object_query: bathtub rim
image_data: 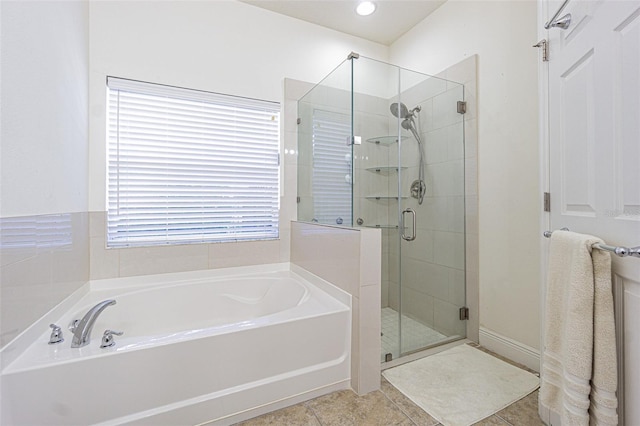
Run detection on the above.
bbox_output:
[1,262,351,373]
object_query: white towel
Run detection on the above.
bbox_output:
[540,230,618,425]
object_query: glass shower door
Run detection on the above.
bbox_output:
[397,69,467,356]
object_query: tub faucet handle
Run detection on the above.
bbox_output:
[100,330,124,348]
[48,324,64,344]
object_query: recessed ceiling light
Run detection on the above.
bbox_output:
[356,1,376,16]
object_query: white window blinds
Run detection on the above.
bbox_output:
[107,77,280,247]
[312,109,352,226]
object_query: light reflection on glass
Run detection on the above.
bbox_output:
[0,213,73,249]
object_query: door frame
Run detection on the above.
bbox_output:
[537,0,551,378]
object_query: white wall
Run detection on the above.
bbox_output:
[88,0,388,212]
[87,0,389,279]
[1,0,89,218]
[390,1,541,352]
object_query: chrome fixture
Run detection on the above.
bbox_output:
[544,229,640,258]
[390,102,426,204]
[100,329,124,348]
[533,39,549,62]
[410,180,426,200]
[548,13,571,30]
[68,319,80,332]
[71,299,117,348]
[401,208,416,241]
[48,324,64,344]
[544,0,572,30]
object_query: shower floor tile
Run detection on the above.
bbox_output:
[381,307,447,362]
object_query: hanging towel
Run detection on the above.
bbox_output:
[540,230,618,426]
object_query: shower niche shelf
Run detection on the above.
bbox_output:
[365,166,407,175]
[366,135,407,145]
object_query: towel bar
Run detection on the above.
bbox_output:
[544,229,640,258]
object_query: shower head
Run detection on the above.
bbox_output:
[401,118,412,130]
[390,102,410,119]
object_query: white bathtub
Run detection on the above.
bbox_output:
[0,263,351,425]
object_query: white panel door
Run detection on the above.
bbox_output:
[547,0,640,424]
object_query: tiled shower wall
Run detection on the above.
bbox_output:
[386,77,467,338]
[355,57,478,340]
[389,57,477,340]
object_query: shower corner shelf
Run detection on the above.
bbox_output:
[365,166,407,175]
[366,135,407,146]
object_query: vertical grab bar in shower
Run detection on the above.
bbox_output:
[402,208,416,241]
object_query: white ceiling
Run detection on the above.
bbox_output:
[238,0,447,46]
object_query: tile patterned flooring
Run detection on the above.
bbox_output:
[236,344,543,426]
[381,308,448,361]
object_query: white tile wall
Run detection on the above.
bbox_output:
[389,56,478,340]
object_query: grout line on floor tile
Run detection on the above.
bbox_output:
[303,400,324,426]
[379,387,417,426]
[495,414,514,426]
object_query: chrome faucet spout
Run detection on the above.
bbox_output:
[71,299,116,348]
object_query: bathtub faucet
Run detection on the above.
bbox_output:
[71,299,117,348]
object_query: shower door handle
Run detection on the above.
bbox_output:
[401,208,416,241]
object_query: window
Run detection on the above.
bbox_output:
[107,77,280,247]
[312,109,352,226]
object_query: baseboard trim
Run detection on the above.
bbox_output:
[479,327,540,373]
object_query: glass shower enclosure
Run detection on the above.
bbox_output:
[297,54,466,362]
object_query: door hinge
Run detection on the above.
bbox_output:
[346,135,362,146]
[544,192,551,212]
[296,196,301,204]
[459,307,469,321]
[296,118,301,125]
[457,101,467,114]
[533,39,549,62]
